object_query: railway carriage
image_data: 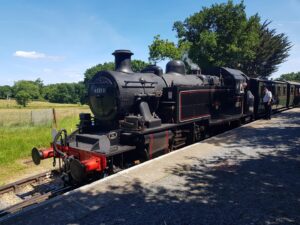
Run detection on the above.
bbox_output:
[287,81,300,107]
[249,79,289,117]
[294,83,300,106]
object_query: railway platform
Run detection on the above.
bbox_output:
[1,108,300,225]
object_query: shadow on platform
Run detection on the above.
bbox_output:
[68,110,300,224]
[45,136,300,224]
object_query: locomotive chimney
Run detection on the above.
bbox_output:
[112,50,134,73]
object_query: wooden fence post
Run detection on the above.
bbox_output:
[52,108,57,129]
[31,110,33,125]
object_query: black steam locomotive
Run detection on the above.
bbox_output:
[32,50,300,183]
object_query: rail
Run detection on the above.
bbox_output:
[0,170,72,219]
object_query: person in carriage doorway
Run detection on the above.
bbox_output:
[263,86,272,120]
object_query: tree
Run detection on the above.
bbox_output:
[1,79,85,105]
[13,80,41,100]
[43,83,76,104]
[13,80,41,107]
[42,82,86,104]
[84,60,149,84]
[75,82,86,104]
[0,85,12,99]
[148,35,189,63]
[245,21,292,78]
[34,78,44,93]
[15,90,31,107]
[84,62,115,84]
[149,1,291,78]
[276,72,300,82]
[131,60,150,73]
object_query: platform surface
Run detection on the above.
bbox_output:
[1,108,300,225]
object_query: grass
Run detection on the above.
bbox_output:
[0,99,87,109]
[0,108,90,126]
[0,103,91,184]
[0,115,84,166]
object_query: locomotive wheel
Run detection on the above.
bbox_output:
[141,148,150,162]
[231,119,241,128]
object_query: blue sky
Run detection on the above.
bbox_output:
[0,0,299,85]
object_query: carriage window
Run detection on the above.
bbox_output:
[235,81,244,94]
[277,87,281,96]
[240,82,244,93]
[291,88,294,94]
[283,87,286,95]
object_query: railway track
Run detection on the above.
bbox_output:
[0,170,72,218]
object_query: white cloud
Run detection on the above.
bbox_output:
[14,51,46,59]
[13,50,64,61]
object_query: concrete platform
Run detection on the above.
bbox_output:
[1,108,300,225]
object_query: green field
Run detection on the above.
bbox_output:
[0,115,84,165]
[0,101,91,184]
[0,99,84,109]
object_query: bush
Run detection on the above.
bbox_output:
[15,90,31,107]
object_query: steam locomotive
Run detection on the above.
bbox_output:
[31,50,300,184]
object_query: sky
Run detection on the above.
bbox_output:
[0,0,300,85]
